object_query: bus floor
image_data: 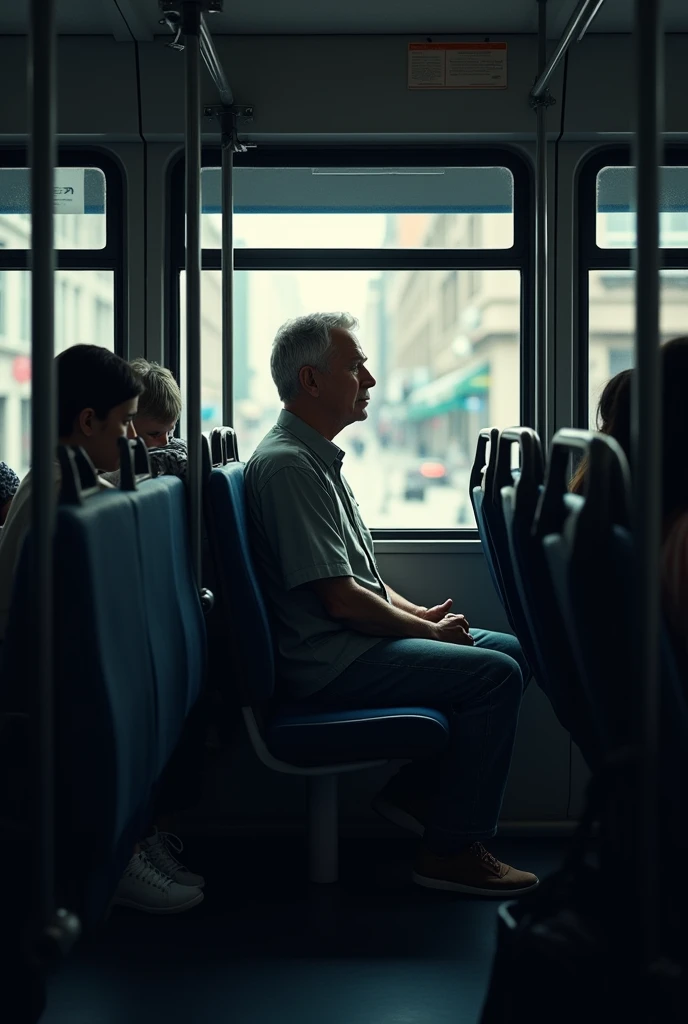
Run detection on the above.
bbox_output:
[42,836,565,1024]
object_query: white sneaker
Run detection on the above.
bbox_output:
[114,852,204,914]
[139,828,205,888]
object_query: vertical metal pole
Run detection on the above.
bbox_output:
[29,0,57,933]
[632,0,663,971]
[221,125,234,427]
[534,0,549,442]
[308,775,339,884]
[183,1,202,583]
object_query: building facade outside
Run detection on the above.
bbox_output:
[2,206,685,520]
[0,212,114,477]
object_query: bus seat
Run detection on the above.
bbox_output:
[200,431,243,749]
[210,425,239,464]
[539,430,632,764]
[484,427,546,687]
[658,630,688,945]
[496,428,592,753]
[205,461,450,884]
[499,450,597,770]
[469,428,513,625]
[262,704,450,767]
[0,484,158,928]
[202,432,212,480]
[122,474,206,773]
[541,432,688,936]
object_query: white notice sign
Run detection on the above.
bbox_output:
[408,43,507,90]
[54,167,85,214]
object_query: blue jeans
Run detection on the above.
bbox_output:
[312,630,527,855]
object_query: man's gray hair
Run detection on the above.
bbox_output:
[270,312,359,403]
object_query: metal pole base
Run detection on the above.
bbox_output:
[25,907,81,969]
[308,775,339,884]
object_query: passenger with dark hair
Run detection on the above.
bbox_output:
[0,463,20,527]
[602,338,688,667]
[657,338,688,665]
[0,345,141,642]
[0,344,204,914]
[570,367,631,495]
[55,343,144,448]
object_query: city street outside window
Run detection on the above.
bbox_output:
[0,160,117,477]
[587,160,688,423]
[176,155,528,532]
[0,269,115,475]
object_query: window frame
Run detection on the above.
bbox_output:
[576,145,688,428]
[169,145,534,539]
[0,147,126,356]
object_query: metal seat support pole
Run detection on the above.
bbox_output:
[632,0,663,979]
[160,2,250,438]
[630,0,663,978]
[29,0,57,943]
[308,775,339,884]
[27,0,81,963]
[183,0,203,584]
[221,116,234,427]
[532,0,553,442]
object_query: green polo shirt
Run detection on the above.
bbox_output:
[244,409,388,699]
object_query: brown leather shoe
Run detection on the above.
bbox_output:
[412,842,539,896]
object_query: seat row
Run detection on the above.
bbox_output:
[0,441,205,928]
[472,424,688,964]
[14,417,683,927]
[470,423,687,792]
[0,426,456,937]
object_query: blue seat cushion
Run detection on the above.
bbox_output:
[265,704,450,767]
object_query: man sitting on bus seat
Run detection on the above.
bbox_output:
[245,313,539,897]
[103,359,188,486]
[0,462,20,527]
[0,344,204,915]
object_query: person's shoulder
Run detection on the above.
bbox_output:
[12,468,33,498]
[662,510,688,606]
[664,510,688,558]
[247,426,305,471]
[147,438,188,480]
[246,430,322,493]
[166,437,188,456]
[3,466,44,514]
[0,468,40,545]
[0,462,20,505]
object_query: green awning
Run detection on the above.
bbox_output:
[407,362,490,422]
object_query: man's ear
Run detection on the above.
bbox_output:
[298,365,320,398]
[77,407,97,436]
